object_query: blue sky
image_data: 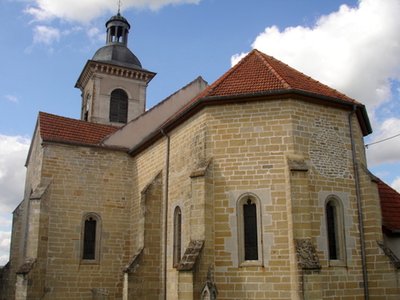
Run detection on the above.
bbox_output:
[0,0,399,264]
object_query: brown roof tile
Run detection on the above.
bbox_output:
[377,179,400,232]
[204,49,358,104]
[39,112,119,146]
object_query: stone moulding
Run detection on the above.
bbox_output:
[288,158,309,172]
[123,247,144,273]
[76,60,155,90]
[377,241,400,269]
[30,179,51,200]
[16,258,36,275]
[295,239,321,272]
[177,240,204,271]
[190,159,212,178]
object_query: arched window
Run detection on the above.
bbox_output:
[237,195,262,265]
[173,206,182,267]
[109,89,128,123]
[82,213,101,262]
[325,197,345,261]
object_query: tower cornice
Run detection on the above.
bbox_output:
[75,60,156,90]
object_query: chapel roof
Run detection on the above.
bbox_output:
[38,112,119,147]
[377,179,400,233]
[157,49,371,137]
[201,49,359,103]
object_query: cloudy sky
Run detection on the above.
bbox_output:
[0,0,399,265]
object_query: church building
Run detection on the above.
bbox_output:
[1,12,400,300]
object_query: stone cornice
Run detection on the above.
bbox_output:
[75,60,156,90]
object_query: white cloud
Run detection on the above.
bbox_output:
[0,134,29,265]
[87,26,104,43]
[232,0,400,111]
[25,0,201,23]
[3,94,19,103]
[392,177,400,193]
[33,25,60,45]
[0,231,11,266]
[366,118,400,166]
[0,135,30,212]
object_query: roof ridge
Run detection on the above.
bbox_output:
[39,111,118,130]
[204,50,258,96]
[253,49,292,89]
[255,50,355,102]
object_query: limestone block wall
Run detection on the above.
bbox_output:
[128,172,163,299]
[201,98,400,299]
[0,205,23,300]
[37,143,134,299]
[82,73,147,125]
[206,101,299,299]
[288,100,399,299]
[166,111,212,299]
[128,139,166,298]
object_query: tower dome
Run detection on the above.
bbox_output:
[92,13,142,69]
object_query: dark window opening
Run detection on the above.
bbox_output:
[83,217,96,260]
[326,201,338,260]
[173,207,182,267]
[243,199,258,260]
[109,89,128,123]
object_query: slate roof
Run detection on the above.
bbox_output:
[377,179,400,233]
[39,112,119,147]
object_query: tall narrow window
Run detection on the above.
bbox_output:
[109,89,128,123]
[82,213,101,262]
[237,195,262,265]
[243,199,258,260]
[325,198,345,262]
[173,206,182,267]
[83,217,96,259]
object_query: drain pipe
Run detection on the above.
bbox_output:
[161,129,170,300]
[348,106,369,299]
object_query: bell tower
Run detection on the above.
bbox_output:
[75,12,155,126]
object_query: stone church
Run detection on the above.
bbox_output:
[1,12,400,300]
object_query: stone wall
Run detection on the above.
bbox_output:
[38,143,134,299]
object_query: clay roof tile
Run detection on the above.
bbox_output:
[377,179,400,232]
[39,112,119,146]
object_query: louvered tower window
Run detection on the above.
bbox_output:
[109,89,128,123]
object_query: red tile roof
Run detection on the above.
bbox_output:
[39,112,119,146]
[203,49,358,104]
[377,179,400,232]
[157,49,370,142]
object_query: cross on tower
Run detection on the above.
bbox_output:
[118,0,122,14]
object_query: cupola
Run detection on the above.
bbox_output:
[75,12,155,126]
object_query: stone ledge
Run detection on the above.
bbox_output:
[190,159,212,178]
[377,241,400,269]
[177,240,204,271]
[16,258,36,275]
[288,158,309,172]
[123,247,144,273]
